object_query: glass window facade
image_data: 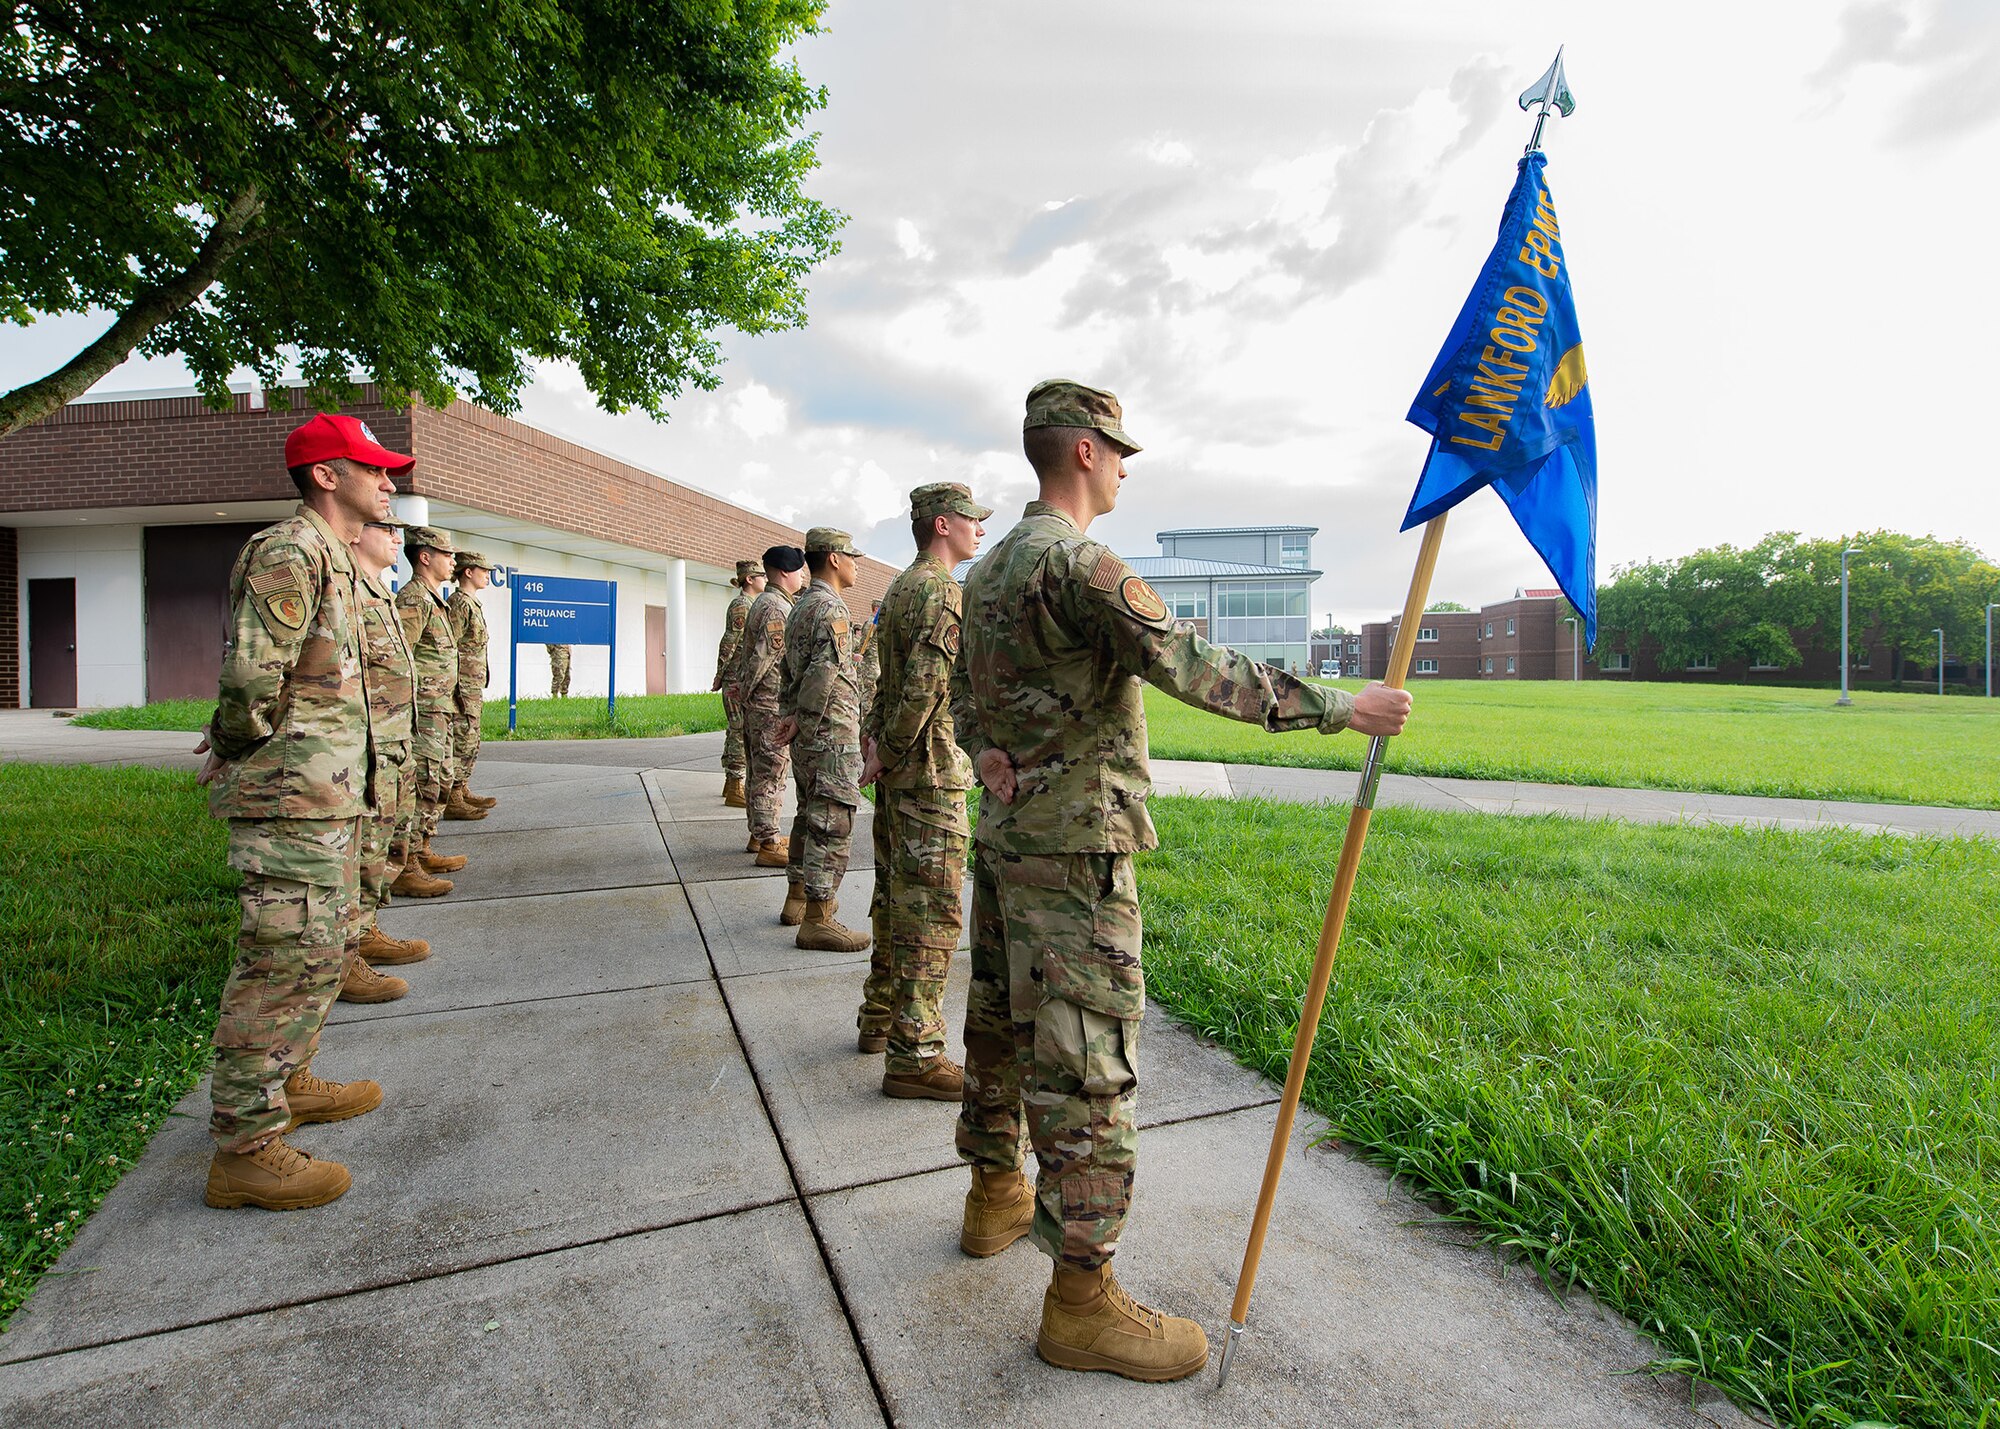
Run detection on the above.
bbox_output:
[1212,580,1309,648]
[1280,534,1309,571]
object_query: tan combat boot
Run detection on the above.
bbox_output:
[283,1069,384,1130]
[358,924,431,966]
[338,955,409,1004]
[753,837,791,868]
[780,880,808,926]
[442,784,489,821]
[723,775,747,808]
[205,1136,352,1210]
[797,899,869,952]
[856,1026,888,1054]
[464,788,498,809]
[391,865,453,898]
[882,1053,963,1101]
[420,843,468,873]
[961,1164,1035,1257]
[1037,1264,1209,1382]
[745,833,762,854]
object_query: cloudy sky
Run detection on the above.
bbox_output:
[6,0,1997,627]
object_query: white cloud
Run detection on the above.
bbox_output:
[1143,137,1197,167]
[894,218,932,261]
[726,383,787,440]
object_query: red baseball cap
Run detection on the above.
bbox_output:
[283,413,415,474]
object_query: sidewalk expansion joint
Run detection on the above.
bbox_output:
[674,852,896,1422]
[0,1193,800,1371]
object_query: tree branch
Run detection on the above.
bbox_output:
[0,188,265,439]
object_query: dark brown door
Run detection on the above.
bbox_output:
[644,604,667,695]
[144,523,266,701]
[28,578,78,707]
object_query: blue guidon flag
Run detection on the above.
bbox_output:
[1403,149,1597,645]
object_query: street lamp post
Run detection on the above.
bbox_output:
[1934,627,1945,697]
[1562,615,1579,681]
[1838,546,1861,706]
[1987,603,1998,698]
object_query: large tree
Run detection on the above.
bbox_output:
[0,0,842,436]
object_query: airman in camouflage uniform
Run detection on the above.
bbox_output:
[776,529,870,952]
[857,484,991,1104]
[546,643,572,697]
[713,558,765,807]
[956,380,1413,1381]
[728,544,806,860]
[393,527,468,891]
[340,519,429,1004]
[853,599,882,728]
[197,412,406,1212]
[444,551,498,817]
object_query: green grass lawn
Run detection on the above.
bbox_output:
[1140,794,2000,1429]
[1145,679,2000,809]
[0,763,238,1328]
[73,693,728,742]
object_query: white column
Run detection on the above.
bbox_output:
[664,558,688,693]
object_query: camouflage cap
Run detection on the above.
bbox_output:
[455,549,495,571]
[404,525,456,556]
[804,527,862,557]
[734,558,765,584]
[1022,378,1140,455]
[910,481,994,522]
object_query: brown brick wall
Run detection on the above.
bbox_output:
[0,387,893,608]
[0,526,17,706]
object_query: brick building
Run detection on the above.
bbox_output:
[1357,587,1923,684]
[1,386,894,708]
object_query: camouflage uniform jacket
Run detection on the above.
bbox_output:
[730,586,795,712]
[394,580,458,762]
[446,586,489,711]
[778,578,863,801]
[207,504,376,821]
[357,568,416,766]
[961,500,1356,854]
[715,589,753,685]
[865,554,972,792]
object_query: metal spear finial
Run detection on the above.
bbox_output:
[1520,47,1576,154]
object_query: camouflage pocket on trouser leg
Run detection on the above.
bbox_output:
[209,873,352,1151]
[955,849,1027,1173]
[1030,999,1139,1267]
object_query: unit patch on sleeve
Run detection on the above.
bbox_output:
[767,619,787,656]
[1119,575,1168,624]
[247,566,308,635]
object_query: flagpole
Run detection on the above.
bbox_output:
[1218,511,1448,1386]
[1524,45,1565,154]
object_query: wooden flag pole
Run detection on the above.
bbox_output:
[1218,511,1449,1385]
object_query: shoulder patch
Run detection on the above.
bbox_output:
[830,617,849,649]
[767,617,786,656]
[940,621,961,659]
[728,605,747,630]
[1088,549,1124,593]
[256,587,309,636]
[1120,575,1169,624]
[247,566,299,597]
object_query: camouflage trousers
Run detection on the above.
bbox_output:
[956,846,1143,1269]
[720,688,746,778]
[451,700,482,786]
[862,787,967,1073]
[548,645,571,698]
[210,817,361,1152]
[356,756,411,937]
[741,699,792,844]
[411,749,453,844]
[785,743,861,902]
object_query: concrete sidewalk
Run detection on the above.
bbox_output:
[0,739,1766,1426]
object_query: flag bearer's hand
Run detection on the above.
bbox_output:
[1349,683,1412,737]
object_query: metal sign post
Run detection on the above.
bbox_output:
[510,573,618,733]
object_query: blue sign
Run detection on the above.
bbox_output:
[509,573,619,730]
